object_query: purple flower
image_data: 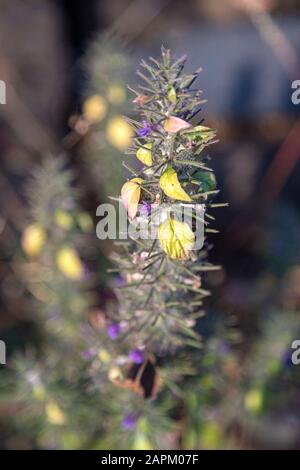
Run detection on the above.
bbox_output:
[83,265,91,281]
[138,201,151,218]
[218,341,230,355]
[122,414,136,430]
[128,348,144,364]
[115,274,125,288]
[107,323,121,340]
[81,348,97,360]
[282,349,294,368]
[137,121,153,137]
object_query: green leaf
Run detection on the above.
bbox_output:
[192,171,217,192]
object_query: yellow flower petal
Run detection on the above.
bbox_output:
[21,223,46,257]
[106,116,132,151]
[98,349,111,364]
[167,86,177,104]
[121,177,143,220]
[201,422,223,450]
[83,95,107,123]
[56,246,84,280]
[132,433,153,451]
[164,116,192,133]
[158,219,195,260]
[77,212,93,232]
[107,84,126,105]
[108,366,122,381]
[136,143,153,166]
[32,385,46,401]
[159,166,192,201]
[244,388,264,414]
[46,401,66,425]
[54,209,74,230]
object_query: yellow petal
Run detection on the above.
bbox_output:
[158,219,195,260]
[159,166,192,201]
[121,177,143,220]
[46,401,66,425]
[107,84,126,105]
[77,212,93,232]
[21,223,46,257]
[83,95,107,123]
[32,385,46,401]
[54,209,74,230]
[56,246,84,280]
[244,388,264,414]
[164,116,192,133]
[201,422,223,450]
[106,116,132,151]
[108,366,122,381]
[98,349,111,364]
[167,86,177,104]
[132,433,153,451]
[136,143,153,166]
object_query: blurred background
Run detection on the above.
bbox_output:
[1,0,300,450]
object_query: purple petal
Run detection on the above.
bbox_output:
[83,265,91,281]
[218,341,230,355]
[122,414,136,430]
[139,201,151,218]
[115,274,125,287]
[137,121,153,137]
[81,348,97,359]
[107,323,121,340]
[128,348,144,364]
[282,349,294,368]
